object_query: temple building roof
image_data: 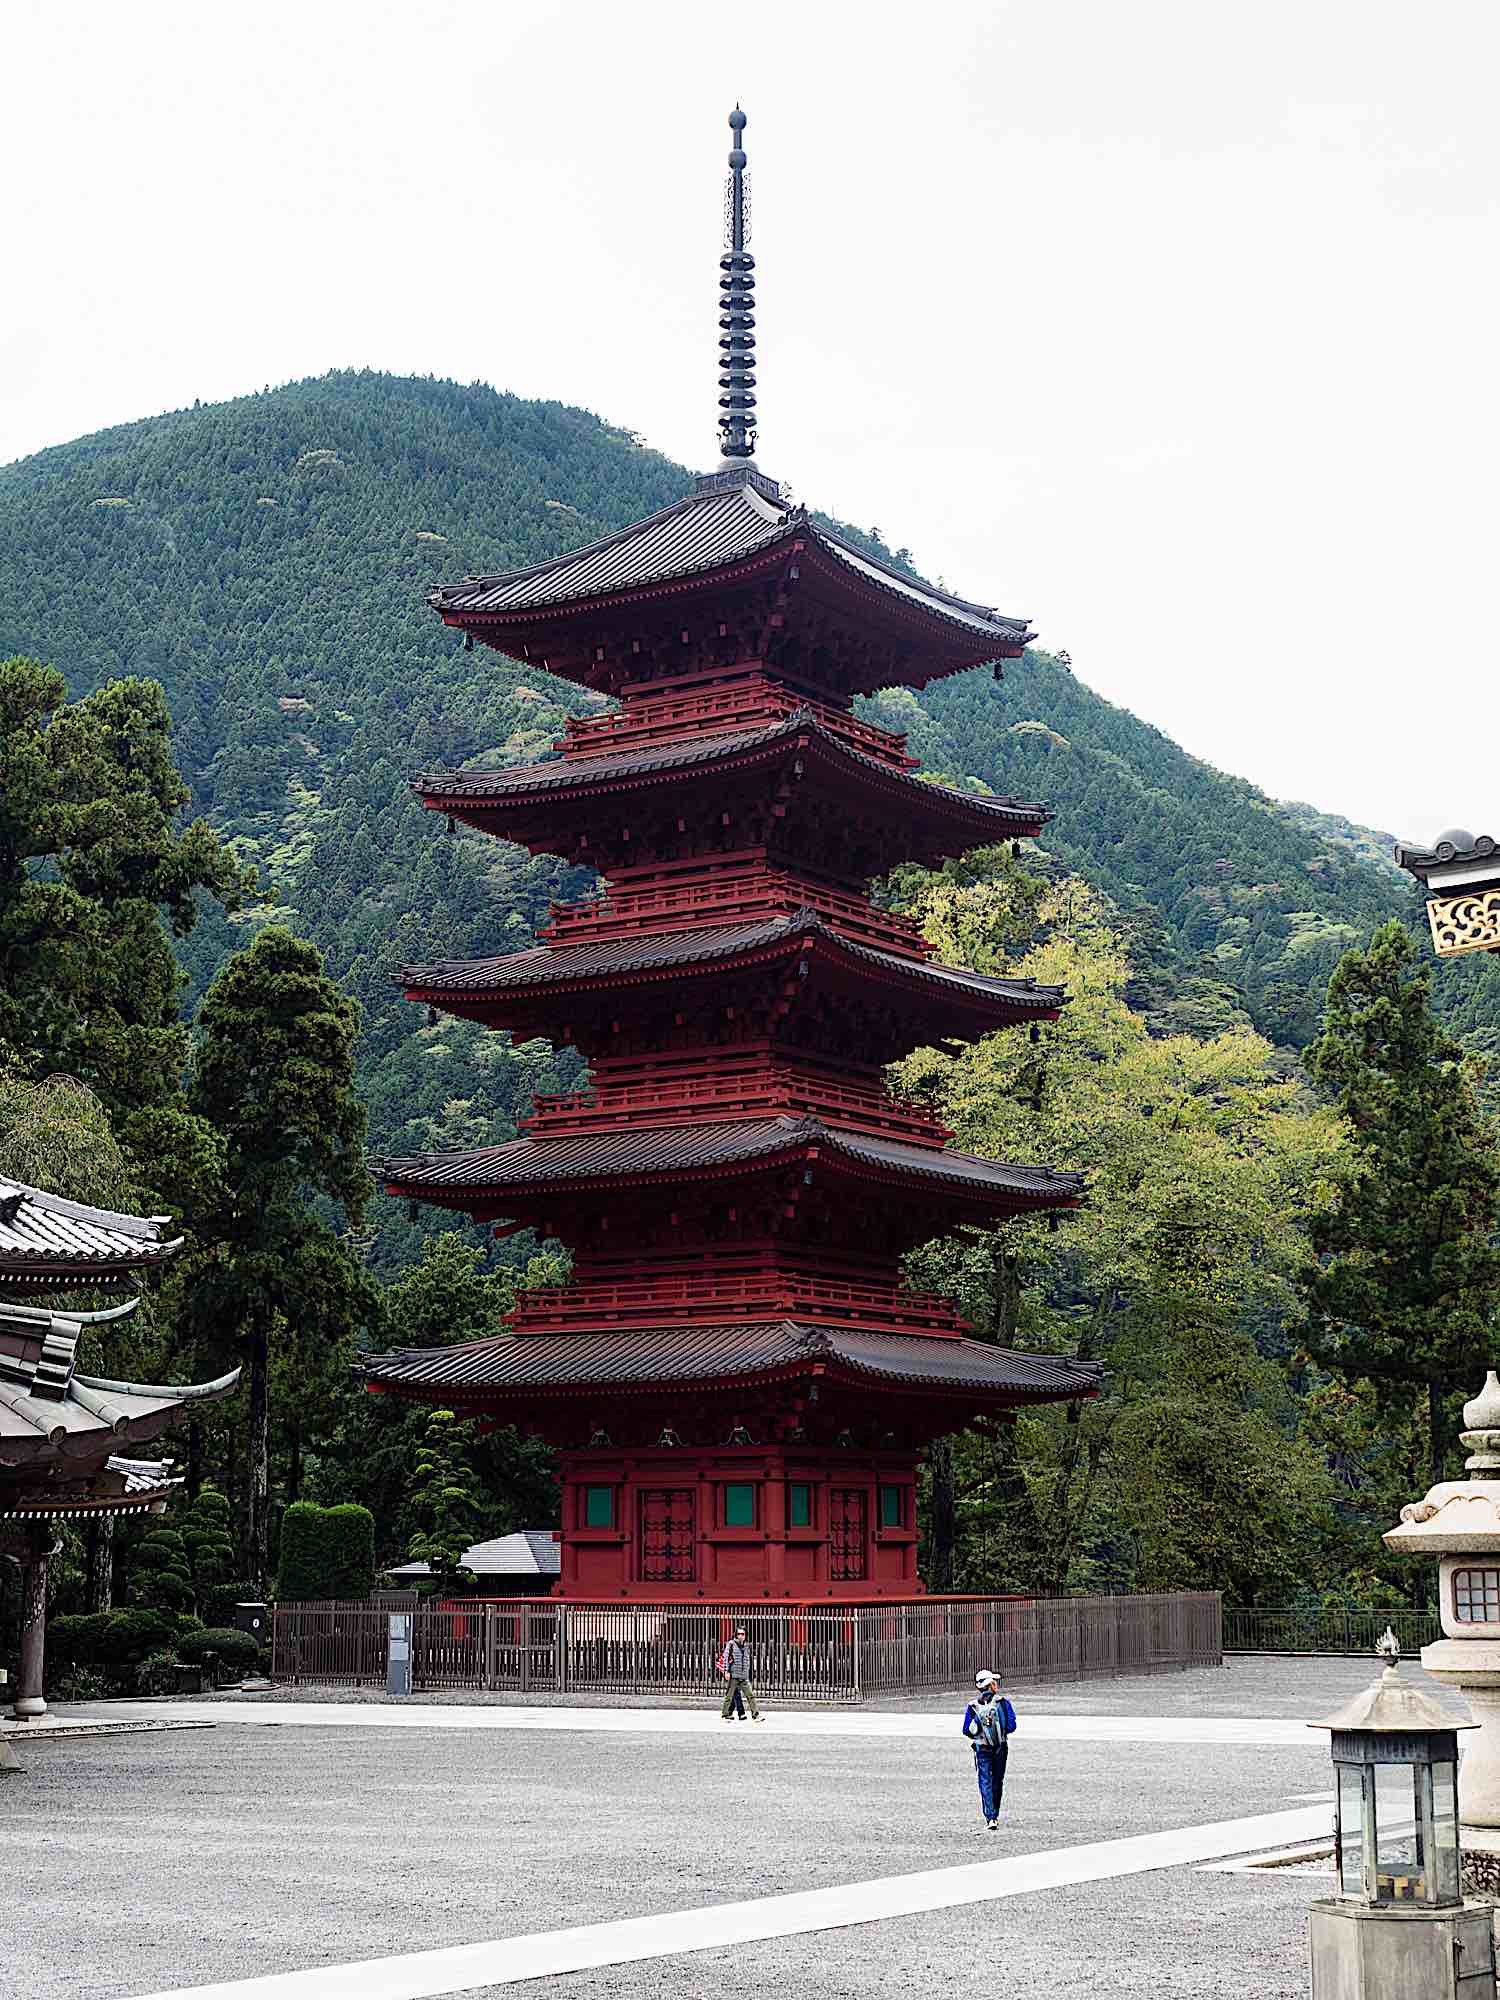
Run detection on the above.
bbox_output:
[0,1293,239,1485]
[0,1175,184,1292]
[384,1114,1083,1210]
[363,1319,1102,1405]
[430,476,1032,688]
[403,910,1063,1034]
[385,1527,561,1582]
[2,1454,184,1521]
[414,709,1047,857]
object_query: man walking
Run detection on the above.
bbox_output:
[718,1625,762,1723]
[962,1669,1015,1830]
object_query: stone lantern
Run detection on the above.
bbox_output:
[1386,1372,1500,1887]
[1308,1631,1494,1998]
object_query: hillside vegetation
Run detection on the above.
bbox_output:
[4,368,1495,1266]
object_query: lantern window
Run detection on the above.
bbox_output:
[1452,1565,1500,1623]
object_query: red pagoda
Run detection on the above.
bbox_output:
[364,111,1098,1599]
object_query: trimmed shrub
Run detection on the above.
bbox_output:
[49,1608,175,1679]
[178,1487,236,1609]
[135,1650,180,1697]
[95,1609,176,1667]
[199,1578,260,1626]
[47,1612,112,1671]
[131,1528,195,1617]
[177,1626,258,1676]
[52,1666,108,1701]
[274,1502,375,1602]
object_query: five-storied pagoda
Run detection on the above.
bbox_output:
[364,111,1100,1599]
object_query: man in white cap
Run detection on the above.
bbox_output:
[961,1670,1015,1831]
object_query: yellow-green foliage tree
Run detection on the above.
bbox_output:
[891,860,1347,1601]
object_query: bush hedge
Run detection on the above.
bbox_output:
[176,1626,258,1674]
[274,1501,375,1602]
[48,1608,177,1673]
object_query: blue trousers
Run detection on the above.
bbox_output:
[973,1742,1008,1820]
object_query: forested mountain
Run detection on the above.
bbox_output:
[4,369,1496,1269]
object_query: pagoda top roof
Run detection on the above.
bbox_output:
[0,1293,239,1490]
[416,708,1047,836]
[363,1318,1101,1405]
[403,909,1063,1017]
[384,1114,1083,1207]
[430,473,1032,679]
[0,1174,183,1290]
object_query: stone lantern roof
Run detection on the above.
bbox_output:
[1384,1373,1500,1557]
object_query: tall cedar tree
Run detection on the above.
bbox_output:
[1304,920,1500,1487]
[0,660,252,1207]
[184,926,377,1587]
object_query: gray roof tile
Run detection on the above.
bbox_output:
[403,910,1064,1018]
[0,1175,183,1287]
[431,478,1030,647]
[363,1319,1100,1401]
[383,1114,1083,1203]
[415,710,1048,837]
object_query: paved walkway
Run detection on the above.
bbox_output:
[123,1803,1332,2000]
[78,1696,1318,1746]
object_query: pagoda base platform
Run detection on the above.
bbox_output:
[553,1441,921,1600]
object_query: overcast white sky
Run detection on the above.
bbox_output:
[7,1,1495,843]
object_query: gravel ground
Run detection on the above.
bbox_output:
[0,1672,1344,2000]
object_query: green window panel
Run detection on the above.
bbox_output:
[788,1482,812,1528]
[584,1484,615,1528]
[879,1484,903,1528]
[724,1482,756,1527]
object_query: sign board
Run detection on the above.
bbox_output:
[387,1612,412,1698]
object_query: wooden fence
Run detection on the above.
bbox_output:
[272,1591,1222,1701]
[1223,1605,1440,1657]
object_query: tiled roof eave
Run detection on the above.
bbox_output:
[412,713,1050,835]
[434,535,800,629]
[798,538,1032,651]
[400,915,1065,1018]
[382,1122,1084,1208]
[360,1322,1100,1404]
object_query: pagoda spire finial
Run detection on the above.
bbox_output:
[717,105,757,464]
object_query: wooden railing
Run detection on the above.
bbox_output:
[508,1270,967,1336]
[271,1593,1222,1701]
[557,673,915,770]
[541,866,929,958]
[524,1066,947,1142]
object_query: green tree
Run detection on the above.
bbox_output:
[313,1233,558,1563]
[1302,919,1500,1489]
[0,660,252,1207]
[179,926,378,1588]
[895,874,1343,1596]
[405,1409,484,1583]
